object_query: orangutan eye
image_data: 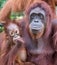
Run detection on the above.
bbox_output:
[15,30,19,34]
[38,13,44,19]
[9,31,14,36]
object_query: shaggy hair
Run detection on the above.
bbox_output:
[0,0,55,22]
[25,1,53,38]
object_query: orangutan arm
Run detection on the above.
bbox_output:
[0,0,37,23]
[0,0,24,22]
[0,0,29,22]
[52,18,57,65]
[0,0,12,22]
[52,19,57,51]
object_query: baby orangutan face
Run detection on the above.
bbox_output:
[7,23,21,41]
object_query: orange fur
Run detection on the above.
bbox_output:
[0,20,27,65]
[0,0,55,22]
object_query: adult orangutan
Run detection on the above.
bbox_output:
[17,1,57,65]
[0,0,55,22]
[0,1,57,65]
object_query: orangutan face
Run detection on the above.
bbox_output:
[7,23,21,40]
[29,7,46,38]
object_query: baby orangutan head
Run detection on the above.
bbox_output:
[4,20,22,42]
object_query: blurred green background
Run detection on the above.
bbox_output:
[0,0,6,32]
[0,0,24,33]
[0,0,6,8]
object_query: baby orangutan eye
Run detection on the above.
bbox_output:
[9,31,14,36]
[15,30,19,34]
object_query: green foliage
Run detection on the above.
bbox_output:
[0,0,6,8]
[0,27,4,32]
[0,26,4,32]
[10,12,24,20]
